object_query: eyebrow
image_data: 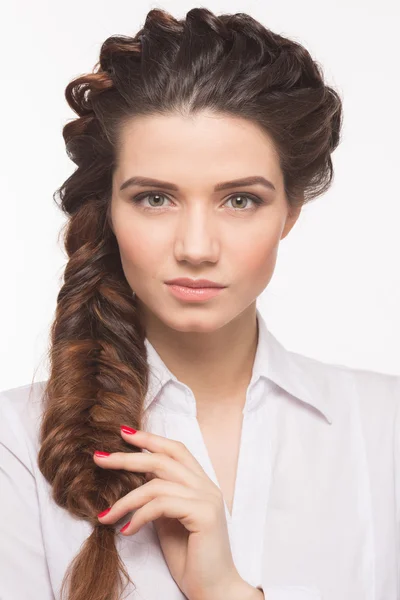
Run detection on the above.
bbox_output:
[119,175,276,193]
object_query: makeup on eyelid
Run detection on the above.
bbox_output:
[128,191,267,211]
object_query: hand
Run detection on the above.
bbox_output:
[93,425,247,600]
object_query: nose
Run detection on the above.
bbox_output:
[174,206,219,265]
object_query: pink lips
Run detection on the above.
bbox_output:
[165,283,225,303]
[164,278,226,289]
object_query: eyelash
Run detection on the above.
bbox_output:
[129,191,266,212]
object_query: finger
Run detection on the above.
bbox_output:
[97,479,196,524]
[120,496,217,536]
[119,426,206,476]
[93,450,201,489]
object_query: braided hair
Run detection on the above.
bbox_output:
[37,7,342,600]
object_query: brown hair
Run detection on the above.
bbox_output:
[37,7,343,600]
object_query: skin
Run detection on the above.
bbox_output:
[109,110,302,416]
[102,110,303,598]
[95,427,265,600]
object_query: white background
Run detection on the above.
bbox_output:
[1,0,399,392]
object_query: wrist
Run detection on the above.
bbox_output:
[222,576,265,600]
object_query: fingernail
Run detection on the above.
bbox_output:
[120,522,130,533]
[120,425,137,435]
[97,507,112,518]
[94,451,111,457]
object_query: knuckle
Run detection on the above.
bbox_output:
[175,440,187,452]
[155,453,168,470]
[146,477,161,491]
[153,495,166,509]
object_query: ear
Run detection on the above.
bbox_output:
[281,202,302,240]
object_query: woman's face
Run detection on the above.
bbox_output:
[110,111,301,333]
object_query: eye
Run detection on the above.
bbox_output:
[129,191,266,211]
[225,194,265,210]
[130,192,168,209]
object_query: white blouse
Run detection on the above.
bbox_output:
[1,307,399,600]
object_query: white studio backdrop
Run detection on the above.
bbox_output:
[0,0,399,392]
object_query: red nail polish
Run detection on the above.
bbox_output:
[94,451,110,457]
[120,522,130,533]
[121,425,137,435]
[97,507,112,518]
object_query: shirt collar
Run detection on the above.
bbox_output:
[143,308,333,424]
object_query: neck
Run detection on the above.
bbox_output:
[140,303,259,413]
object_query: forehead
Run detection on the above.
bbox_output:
[115,111,283,188]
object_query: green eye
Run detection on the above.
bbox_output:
[226,194,264,209]
[130,191,266,211]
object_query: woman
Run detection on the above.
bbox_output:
[1,6,399,600]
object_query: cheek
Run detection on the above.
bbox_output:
[119,236,147,261]
[117,216,158,253]
[236,231,279,272]
[115,225,163,280]
[233,232,280,292]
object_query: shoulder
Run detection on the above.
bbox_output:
[306,351,398,392]
[0,380,48,473]
[289,349,400,424]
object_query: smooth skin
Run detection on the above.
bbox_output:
[103,110,302,599]
[94,427,264,600]
[109,110,301,414]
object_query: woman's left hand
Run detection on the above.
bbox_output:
[93,426,256,600]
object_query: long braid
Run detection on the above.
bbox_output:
[38,204,149,600]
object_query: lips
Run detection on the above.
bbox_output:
[165,278,226,288]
